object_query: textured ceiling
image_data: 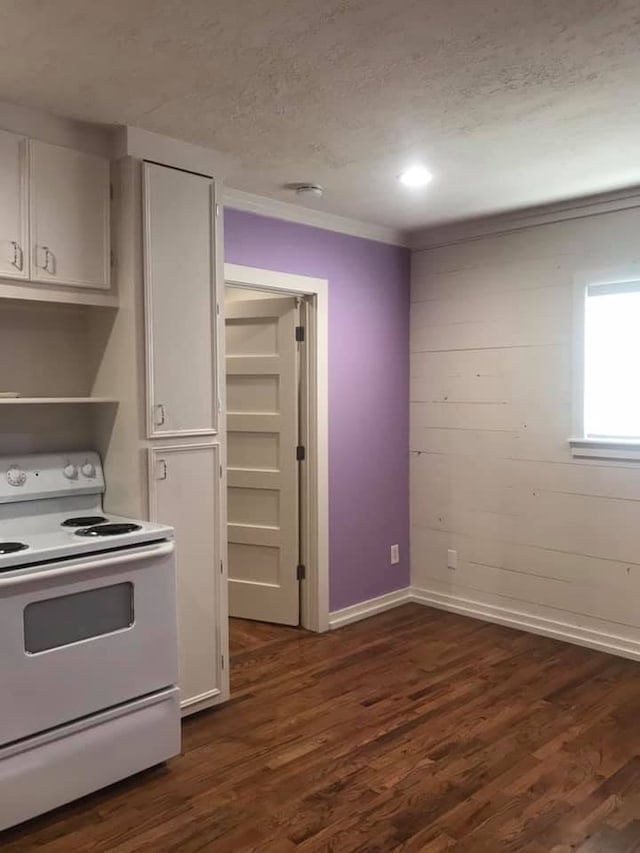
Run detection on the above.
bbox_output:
[1,0,640,231]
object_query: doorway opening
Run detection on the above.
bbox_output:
[222,264,329,656]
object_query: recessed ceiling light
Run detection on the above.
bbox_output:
[399,165,433,188]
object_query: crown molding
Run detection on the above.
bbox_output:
[223,187,408,247]
[409,184,640,251]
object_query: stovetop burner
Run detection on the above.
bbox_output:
[0,541,29,555]
[75,523,143,537]
[62,516,109,528]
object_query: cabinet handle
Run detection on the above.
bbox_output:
[37,245,55,275]
[10,241,23,271]
[156,459,168,481]
[154,403,166,426]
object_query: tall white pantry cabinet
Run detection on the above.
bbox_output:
[102,156,229,715]
[143,161,228,714]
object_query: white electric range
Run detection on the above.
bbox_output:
[0,451,181,832]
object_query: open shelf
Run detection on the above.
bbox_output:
[0,280,118,309]
[0,397,118,405]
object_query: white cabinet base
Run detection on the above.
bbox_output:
[148,444,228,711]
[180,686,224,717]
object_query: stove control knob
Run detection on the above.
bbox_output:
[81,461,96,478]
[63,463,78,480]
[7,465,26,487]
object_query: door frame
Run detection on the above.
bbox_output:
[223,263,329,633]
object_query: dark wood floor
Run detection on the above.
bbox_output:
[4,604,640,851]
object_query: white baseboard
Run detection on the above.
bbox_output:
[410,586,640,662]
[328,584,640,662]
[329,588,412,630]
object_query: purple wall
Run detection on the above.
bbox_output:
[224,209,410,612]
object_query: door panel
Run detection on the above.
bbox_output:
[225,297,299,626]
[225,317,278,355]
[149,444,221,711]
[228,487,280,526]
[0,129,28,280]
[226,373,279,412]
[228,543,280,584]
[227,432,279,469]
[143,162,217,437]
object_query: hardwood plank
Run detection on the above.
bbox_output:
[2,605,640,851]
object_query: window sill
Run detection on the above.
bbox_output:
[570,438,640,461]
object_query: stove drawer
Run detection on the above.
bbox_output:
[0,687,180,831]
[0,541,178,745]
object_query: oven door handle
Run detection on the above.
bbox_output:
[0,540,175,588]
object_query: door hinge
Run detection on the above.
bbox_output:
[220,560,224,574]
[110,249,115,267]
[296,564,306,581]
[295,325,305,343]
[221,654,225,670]
[296,445,305,462]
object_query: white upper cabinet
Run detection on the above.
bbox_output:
[0,130,28,280]
[143,161,217,437]
[29,140,110,290]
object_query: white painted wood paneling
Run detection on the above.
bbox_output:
[410,205,640,655]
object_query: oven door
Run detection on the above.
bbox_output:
[0,540,178,745]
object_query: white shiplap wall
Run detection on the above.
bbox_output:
[410,206,640,659]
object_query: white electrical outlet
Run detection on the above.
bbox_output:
[390,544,400,565]
[447,549,458,570]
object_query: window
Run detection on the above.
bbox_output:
[572,280,640,459]
[24,583,134,654]
[584,282,640,438]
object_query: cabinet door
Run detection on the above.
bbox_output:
[30,140,110,289]
[0,129,28,280]
[148,443,227,713]
[143,162,217,437]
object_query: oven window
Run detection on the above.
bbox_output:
[24,583,134,653]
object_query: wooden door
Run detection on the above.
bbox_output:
[0,129,28,281]
[149,443,225,714]
[225,297,300,626]
[29,140,110,289]
[143,162,217,437]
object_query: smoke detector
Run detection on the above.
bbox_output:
[285,182,324,197]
